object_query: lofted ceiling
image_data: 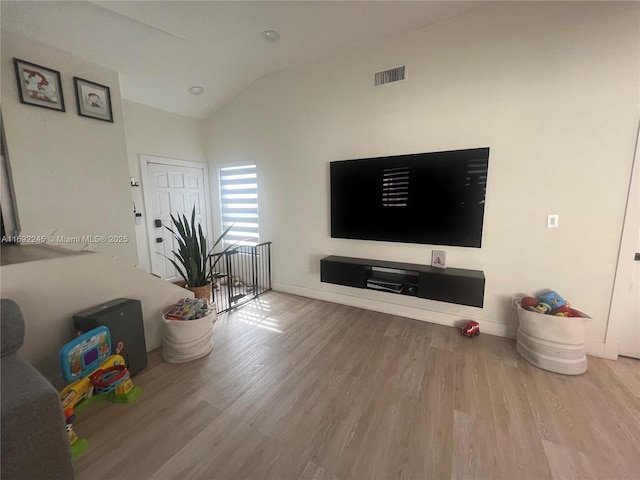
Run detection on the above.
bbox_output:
[1,1,484,119]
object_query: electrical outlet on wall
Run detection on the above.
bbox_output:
[547,214,559,228]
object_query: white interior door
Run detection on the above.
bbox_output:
[618,234,639,359]
[141,157,211,282]
[608,123,640,359]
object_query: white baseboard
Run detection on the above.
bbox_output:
[273,282,516,338]
[587,341,617,359]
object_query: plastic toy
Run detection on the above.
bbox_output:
[518,290,585,318]
[538,290,566,310]
[534,302,552,314]
[551,304,581,317]
[551,304,572,317]
[461,321,480,337]
[521,296,538,311]
[163,298,212,320]
[58,326,141,459]
[62,406,87,457]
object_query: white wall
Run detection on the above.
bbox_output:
[1,252,190,386]
[1,31,138,265]
[205,2,639,349]
[121,100,207,272]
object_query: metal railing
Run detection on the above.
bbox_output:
[208,242,272,314]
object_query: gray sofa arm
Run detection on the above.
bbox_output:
[0,299,74,480]
[1,299,25,358]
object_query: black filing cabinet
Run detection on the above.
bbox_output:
[73,298,147,376]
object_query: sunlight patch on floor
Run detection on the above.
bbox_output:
[235,299,283,333]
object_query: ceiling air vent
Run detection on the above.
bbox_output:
[374,66,406,86]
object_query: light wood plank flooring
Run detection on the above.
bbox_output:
[73,292,640,480]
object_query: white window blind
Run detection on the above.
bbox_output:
[219,164,259,247]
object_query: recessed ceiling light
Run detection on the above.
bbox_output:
[189,86,204,95]
[261,30,280,43]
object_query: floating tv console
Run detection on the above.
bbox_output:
[320,255,485,308]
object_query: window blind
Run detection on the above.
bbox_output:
[219,165,259,246]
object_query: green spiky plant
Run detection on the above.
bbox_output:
[164,207,234,288]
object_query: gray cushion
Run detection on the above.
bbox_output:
[0,298,74,479]
[1,299,25,357]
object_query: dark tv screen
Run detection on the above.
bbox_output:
[330,147,489,247]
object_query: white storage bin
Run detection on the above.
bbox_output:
[515,302,590,375]
[161,309,217,363]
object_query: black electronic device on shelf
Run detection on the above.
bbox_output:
[321,255,485,308]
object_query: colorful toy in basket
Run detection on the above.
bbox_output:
[58,326,142,459]
[519,290,582,317]
[538,291,566,310]
[163,298,212,320]
[520,296,538,311]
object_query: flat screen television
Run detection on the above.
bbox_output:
[330,147,489,247]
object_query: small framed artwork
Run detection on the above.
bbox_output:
[73,77,113,122]
[13,58,65,112]
[432,250,447,269]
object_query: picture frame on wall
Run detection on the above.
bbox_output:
[13,58,65,112]
[431,250,447,269]
[73,77,113,122]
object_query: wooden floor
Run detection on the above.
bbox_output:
[74,292,640,480]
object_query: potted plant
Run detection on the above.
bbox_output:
[164,207,233,304]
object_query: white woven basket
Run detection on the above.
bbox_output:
[161,309,217,363]
[515,302,590,375]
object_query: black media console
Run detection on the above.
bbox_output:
[320,255,485,308]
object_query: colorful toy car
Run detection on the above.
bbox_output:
[461,321,480,337]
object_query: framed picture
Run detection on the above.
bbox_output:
[13,58,65,112]
[73,77,113,122]
[431,250,447,269]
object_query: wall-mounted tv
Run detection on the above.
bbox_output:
[330,147,489,248]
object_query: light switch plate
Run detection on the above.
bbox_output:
[547,214,559,228]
